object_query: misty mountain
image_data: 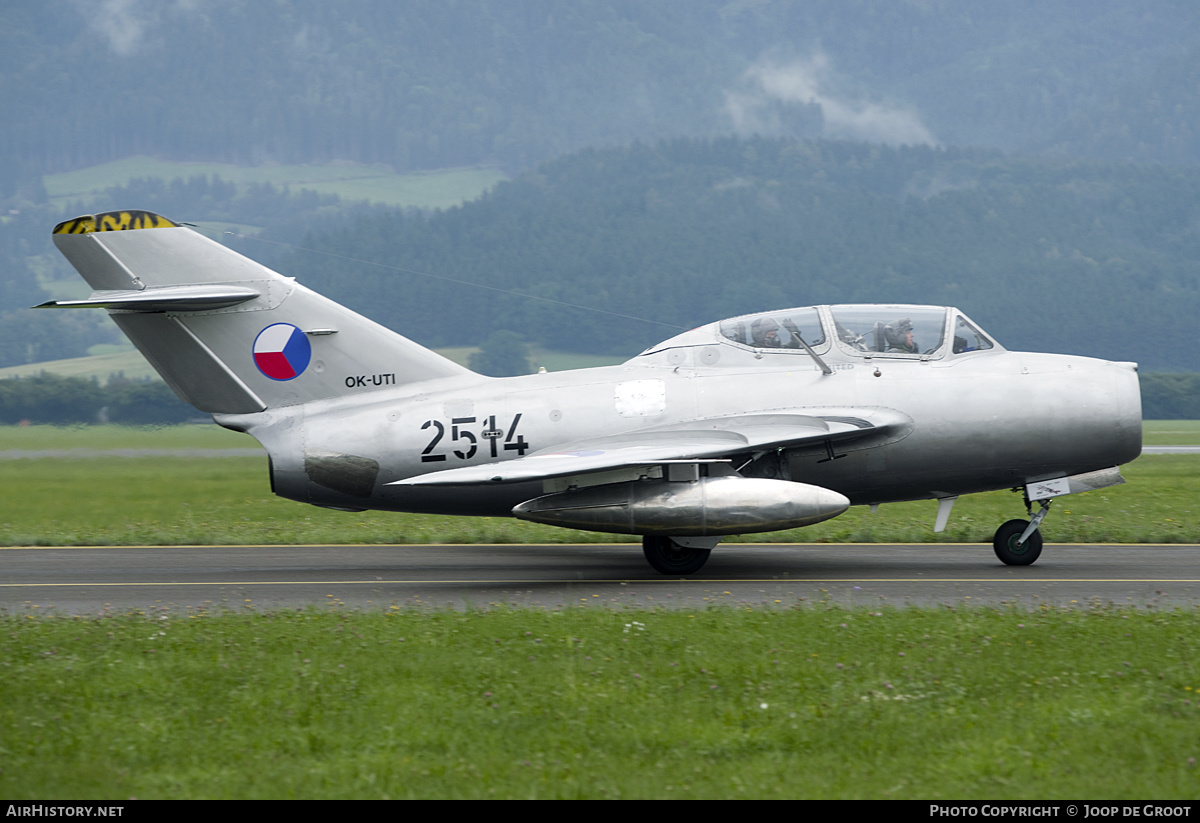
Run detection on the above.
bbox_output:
[282,137,1200,372]
[5,3,1200,382]
[4,0,1200,178]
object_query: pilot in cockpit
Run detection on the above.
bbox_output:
[751,316,783,347]
[884,318,917,353]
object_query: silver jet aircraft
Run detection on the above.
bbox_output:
[43,210,1143,574]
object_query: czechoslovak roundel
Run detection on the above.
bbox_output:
[253,323,312,380]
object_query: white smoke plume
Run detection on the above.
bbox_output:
[87,0,147,56]
[727,52,938,147]
[83,0,210,57]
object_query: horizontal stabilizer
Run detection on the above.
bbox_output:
[35,284,261,312]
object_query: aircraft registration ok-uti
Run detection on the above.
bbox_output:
[42,210,1142,574]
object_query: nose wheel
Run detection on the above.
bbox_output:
[993,498,1051,565]
[993,519,1043,565]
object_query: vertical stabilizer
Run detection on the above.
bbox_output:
[45,210,472,414]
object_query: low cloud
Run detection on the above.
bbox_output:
[88,0,147,56]
[83,0,210,57]
[727,52,938,147]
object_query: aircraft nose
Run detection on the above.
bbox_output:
[1044,356,1142,469]
[1109,359,1143,461]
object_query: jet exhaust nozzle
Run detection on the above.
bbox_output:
[512,476,849,536]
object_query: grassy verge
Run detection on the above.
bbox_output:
[0,350,164,382]
[44,157,506,210]
[2,606,1199,799]
[0,424,254,451]
[1144,420,1200,446]
[0,453,1194,546]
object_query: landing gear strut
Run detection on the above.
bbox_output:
[642,536,712,575]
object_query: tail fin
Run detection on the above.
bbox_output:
[43,210,471,414]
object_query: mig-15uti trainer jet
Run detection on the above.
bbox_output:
[42,211,1142,574]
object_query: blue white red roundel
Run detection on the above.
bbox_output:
[253,323,311,380]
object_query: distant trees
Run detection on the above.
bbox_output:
[469,330,532,377]
[0,310,111,370]
[0,374,104,425]
[0,374,196,425]
[1141,374,1200,420]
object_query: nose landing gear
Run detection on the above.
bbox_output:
[993,497,1052,566]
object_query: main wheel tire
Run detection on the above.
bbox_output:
[993,519,1043,566]
[642,536,711,575]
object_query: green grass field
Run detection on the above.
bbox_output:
[1144,420,1200,446]
[0,423,247,451]
[0,424,1195,546]
[44,157,507,210]
[2,424,1196,799]
[0,349,163,382]
[3,606,1199,799]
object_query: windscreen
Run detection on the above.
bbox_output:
[952,315,995,353]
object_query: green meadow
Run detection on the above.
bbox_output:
[1144,420,1200,446]
[3,606,1199,799]
[0,424,1195,547]
[2,425,1197,799]
[44,157,507,211]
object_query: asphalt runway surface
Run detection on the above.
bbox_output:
[3,542,1200,614]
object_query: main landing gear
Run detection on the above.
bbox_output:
[642,535,714,575]
[992,498,1052,566]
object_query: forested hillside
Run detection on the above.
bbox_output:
[282,137,1200,371]
[4,0,1200,180]
[4,2,1200,386]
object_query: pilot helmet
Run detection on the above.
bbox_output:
[751,316,781,346]
[884,318,914,350]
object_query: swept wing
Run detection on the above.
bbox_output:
[391,409,908,487]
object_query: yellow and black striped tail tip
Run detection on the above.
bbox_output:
[53,210,180,235]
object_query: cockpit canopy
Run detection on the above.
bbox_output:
[638,304,999,363]
[718,307,825,350]
[827,306,948,356]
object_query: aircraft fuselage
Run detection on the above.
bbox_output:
[225,346,1141,516]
